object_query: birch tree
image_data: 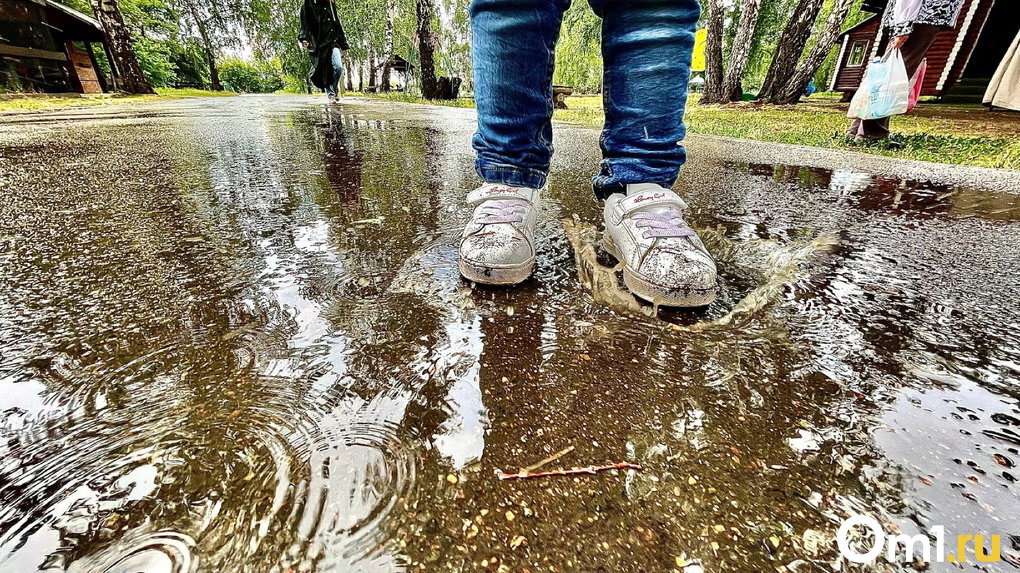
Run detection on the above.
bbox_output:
[722,0,763,102]
[755,0,824,101]
[380,0,396,91]
[87,0,155,93]
[179,0,223,90]
[415,0,439,99]
[700,0,727,103]
[767,0,854,103]
[758,0,852,102]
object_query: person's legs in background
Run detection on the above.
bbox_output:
[327,47,343,100]
[458,0,571,285]
[850,24,941,139]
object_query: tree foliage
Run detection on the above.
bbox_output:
[59,0,867,102]
[219,58,285,93]
[553,4,602,93]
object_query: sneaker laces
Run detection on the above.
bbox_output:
[475,199,528,225]
[632,208,696,239]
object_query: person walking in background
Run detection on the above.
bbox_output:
[298,0,349,104]
[460,0,718,308]
[847,0,965,142]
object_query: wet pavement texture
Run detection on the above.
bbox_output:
[0,95,1019,572]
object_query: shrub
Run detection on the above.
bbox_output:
[220,58,285,93]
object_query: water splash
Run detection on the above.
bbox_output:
[563,216,835,331]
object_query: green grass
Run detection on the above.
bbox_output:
[0,88,236,113]
[5,88,1015,170]
[361,91,1020,170]
[155,88,238,98]
[562,95,1020,170]
[360,91,477,109]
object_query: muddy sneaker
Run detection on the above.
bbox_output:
[458,184,539,285]
[602,184,718,307]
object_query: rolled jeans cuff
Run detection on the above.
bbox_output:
[475,162,548,189]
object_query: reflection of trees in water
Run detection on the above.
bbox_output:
[717,158,1020,545]
[0,107,477,571]
[0,124,304,571]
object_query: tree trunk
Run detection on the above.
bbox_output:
[766,0,854,104]
[183,0,221,91]
[755,0,824,102]
[368,45,377,91]
[380,0,396,91]
[86,0,154,94]
[415,0,439,99]
[699,0,726,104]
[722,0,762,102]
[344,58,354,92]
[358,60,365,92]
[203,42,221,91]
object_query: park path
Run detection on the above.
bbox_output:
[0,95,1018,572]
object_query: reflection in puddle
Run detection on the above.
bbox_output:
[729,161,1020,220]
[69,531,195,573]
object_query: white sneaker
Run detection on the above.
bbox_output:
[458,184,539,285]
[602,184,718,307]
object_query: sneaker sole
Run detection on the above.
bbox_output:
[459,256,535,286]
[602,234,718,308]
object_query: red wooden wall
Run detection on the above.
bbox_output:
[832,0,995,97]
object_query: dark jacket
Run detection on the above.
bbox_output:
[298,0,350,90]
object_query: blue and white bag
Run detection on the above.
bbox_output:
[847,48,911,120]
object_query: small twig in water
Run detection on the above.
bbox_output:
[496,462,642,481]
[524,445,575,473]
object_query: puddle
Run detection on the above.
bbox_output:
[726,160,1020,221]
[1,96,1019,572]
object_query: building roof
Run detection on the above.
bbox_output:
[44,0,103,32]
[21,0,106,42]
[838,14,880,38]
[388,54,414,72]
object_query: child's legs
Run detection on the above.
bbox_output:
[470,0,572,189]
[588,0,700,200]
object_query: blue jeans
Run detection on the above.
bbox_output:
[470,0,700,200]
[327,47,343,98]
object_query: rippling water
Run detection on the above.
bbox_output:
[1,96,1018,572]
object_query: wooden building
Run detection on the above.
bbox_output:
[0,0,107,93]
[830,0,1018,101]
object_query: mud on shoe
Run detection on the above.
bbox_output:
[602,184,718,307]
[459,184,540,285]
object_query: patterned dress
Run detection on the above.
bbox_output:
[882,0,966,36]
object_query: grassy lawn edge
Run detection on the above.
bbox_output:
[360,92,1020,171]
[0,88,237,113]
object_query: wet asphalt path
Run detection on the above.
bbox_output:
[0,95,1018,572]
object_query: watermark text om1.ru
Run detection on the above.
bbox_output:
[837,514,1001,564]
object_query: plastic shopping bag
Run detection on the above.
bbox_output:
[847,48,911,120]
[907,57,927,111]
